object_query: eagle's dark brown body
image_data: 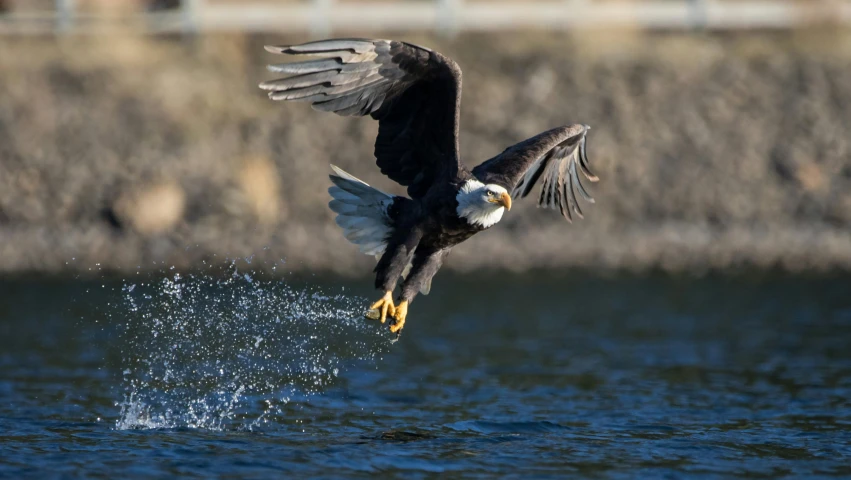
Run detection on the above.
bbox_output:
[378,176,486,302]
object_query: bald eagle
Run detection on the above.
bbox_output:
[260,39,598,334]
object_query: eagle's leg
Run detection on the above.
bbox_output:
[368,290,396,324]
[390,301,408,334]
[369,229,422,327]
[389,248,451,334]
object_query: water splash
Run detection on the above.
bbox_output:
[112,265,392,431]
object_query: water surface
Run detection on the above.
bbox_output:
[1,272,850,477]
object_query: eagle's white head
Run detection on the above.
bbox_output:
[456,179,512,228]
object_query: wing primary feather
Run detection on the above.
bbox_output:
[557,179,569,221]
[266,84,327,101]
[560,181,574,222]
[270,75,385,103]
[314,91,369,115]
[279,39,377,54]
[265,40,376,55]
[578,136,599,182]
[516,156,546,198]
[537,164,549,208]
[330,164,370,184]
[566,161,584,219]
[266,58,341,74]
[571,156,595,203]
[325,74,386,94]
[340,62,382,74]
[556,153,571,221]
[539,160,557,209]
[264,45,292,54]
[259,70,342,91]
[269,91,328,102]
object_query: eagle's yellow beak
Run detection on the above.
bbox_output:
[499,192,512,211]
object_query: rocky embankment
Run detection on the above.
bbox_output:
[1,31,850,275]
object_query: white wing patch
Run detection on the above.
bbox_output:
[328,165,394,256]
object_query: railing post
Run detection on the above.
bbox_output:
[437,0,460,37]
[181,0,203,34]
[311,0,333,38]
[689,0,708,30]
[569,0,590,26]
[56,0,75,33]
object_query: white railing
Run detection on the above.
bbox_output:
[0,0,849,35]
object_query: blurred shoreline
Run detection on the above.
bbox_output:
[2,31,851,275]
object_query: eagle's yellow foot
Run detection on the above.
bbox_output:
[367,291,395,324]
[390,301,408,334]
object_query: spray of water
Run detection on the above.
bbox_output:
[112,263,393,431]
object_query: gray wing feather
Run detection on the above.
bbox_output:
[273,39,376,54]
[261,38,464,198]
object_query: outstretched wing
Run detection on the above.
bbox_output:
[472,124,598,222]
[260,38,464,198]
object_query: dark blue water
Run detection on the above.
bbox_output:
[2,271,851,477]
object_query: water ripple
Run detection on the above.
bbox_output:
[1,273,851,476]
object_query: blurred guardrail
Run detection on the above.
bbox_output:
[0,0,849,35]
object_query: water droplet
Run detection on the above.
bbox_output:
[114,265,392,431]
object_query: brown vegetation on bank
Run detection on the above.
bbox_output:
[1,30,850,275]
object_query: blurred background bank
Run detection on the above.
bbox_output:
[1,0,850,275]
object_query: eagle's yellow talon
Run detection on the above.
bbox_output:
[368,291,395,324]
[390,300,408,334]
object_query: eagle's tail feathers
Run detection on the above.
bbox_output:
[328,165,394,257]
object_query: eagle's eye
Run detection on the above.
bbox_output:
[486,190,494,197]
